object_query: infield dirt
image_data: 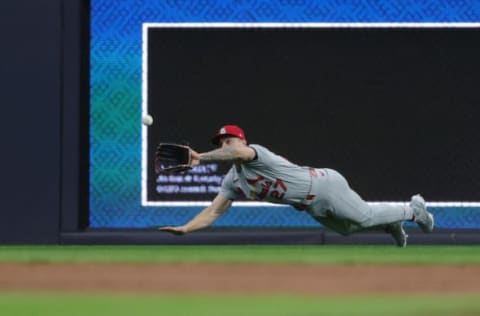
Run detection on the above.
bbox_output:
[1,263,479,294]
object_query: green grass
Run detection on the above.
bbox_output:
[1,246,478,315]
[0,245,479,265]
[0,293,479,316]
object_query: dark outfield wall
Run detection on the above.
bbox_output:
[0,1,478,243]
[0,0,86,244]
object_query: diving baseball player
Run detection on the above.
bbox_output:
[159,125,434,247]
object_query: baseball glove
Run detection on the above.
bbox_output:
[155,143,192,174]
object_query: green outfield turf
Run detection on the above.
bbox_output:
[0,245,479,264]
[0,293,479,316]
[1,246,479,316]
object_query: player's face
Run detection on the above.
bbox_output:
[219,137,244,148]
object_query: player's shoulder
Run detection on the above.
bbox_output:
[248,144,269,152]
[249,144,276,152]
[247,144,276,161]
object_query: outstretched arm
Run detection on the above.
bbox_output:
[159,194,232,235]
[190,146,255,166]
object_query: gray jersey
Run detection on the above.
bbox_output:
[220,144,317,207]
[219,144,415,236]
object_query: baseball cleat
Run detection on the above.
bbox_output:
[410,194,434,233]
[385,221,407,247]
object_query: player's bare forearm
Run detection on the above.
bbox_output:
[199,147,241,162]
[183,207,223,232]
[198,146,255,163]
[159,194,231,235]
[159,208,220,235]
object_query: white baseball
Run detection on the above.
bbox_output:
[142,114,153,126]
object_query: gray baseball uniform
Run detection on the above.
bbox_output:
[220,144,413,235]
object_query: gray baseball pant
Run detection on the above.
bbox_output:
[306,168,413,235]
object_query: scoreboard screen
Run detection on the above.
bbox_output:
[90,1,480,228]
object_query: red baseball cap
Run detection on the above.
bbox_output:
[211,125,247,145]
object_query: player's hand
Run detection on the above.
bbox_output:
[158,226,187,235]
[190,149,200,167]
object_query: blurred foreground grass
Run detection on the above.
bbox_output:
[0,293,479,316]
